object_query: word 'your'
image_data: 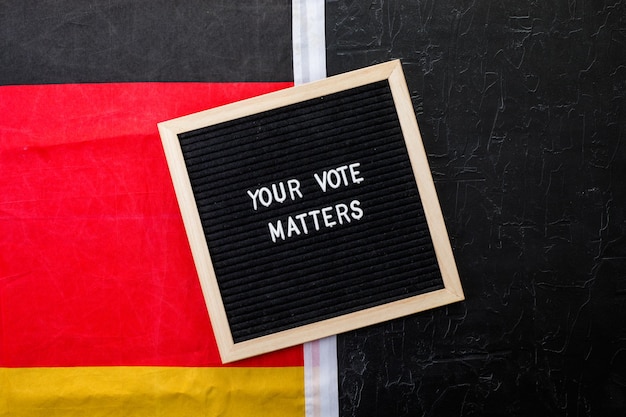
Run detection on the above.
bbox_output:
[246,163,363,211]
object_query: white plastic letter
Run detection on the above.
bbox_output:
[268,220,285,243]
[287,179,303,200]
[349,163,364,184]
[247,189,260,211]
[313,171,328,192]
[350,200,364,220]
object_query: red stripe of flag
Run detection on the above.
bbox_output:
[0,82,301,367]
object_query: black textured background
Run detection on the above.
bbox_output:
[326,1,626,416]
[0,0,292,84]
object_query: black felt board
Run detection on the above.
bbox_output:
[178,80,444,342]
[159,60,463,361]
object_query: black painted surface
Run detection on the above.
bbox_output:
[0,0,292,84]
[178,80,444,342]
[326,1,626,416]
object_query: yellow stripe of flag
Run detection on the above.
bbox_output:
[1,366,304,416]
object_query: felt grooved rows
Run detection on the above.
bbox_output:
[178,80,444,343]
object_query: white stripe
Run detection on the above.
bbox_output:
[293,1,338,417]
[304,336,338,417]
[293,0,327,84]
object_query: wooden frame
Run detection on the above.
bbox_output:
[158,60,463,363]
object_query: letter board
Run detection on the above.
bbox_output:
[158,60,464,363]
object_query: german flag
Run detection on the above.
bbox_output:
[0,1,330,415]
